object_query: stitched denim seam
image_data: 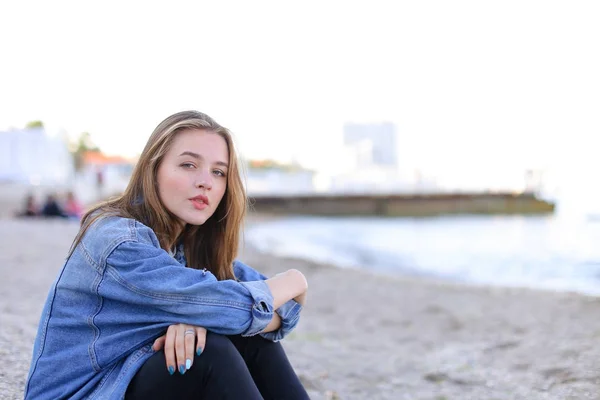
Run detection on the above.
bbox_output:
[80,220,135,274]
[87,361,119,400]
[88,270,105,372]
[108,344,153,397]
[100,233,137,271]
[277,301,302,320]
[283,311,301,329]
[23,283,58,396]
[133,220,160,247]
[103,336,159,374]
[80,241,100,272]
[25,241,84,396]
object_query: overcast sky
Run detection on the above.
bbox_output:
[1,0,599,190]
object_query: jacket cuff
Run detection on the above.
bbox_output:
[238,280,274,336]
[260,299,302,342]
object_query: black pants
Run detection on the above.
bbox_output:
[125,332,309,399]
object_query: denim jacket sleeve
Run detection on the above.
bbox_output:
[98,220,275,337]
[233,260,302,342]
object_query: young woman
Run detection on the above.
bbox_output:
[25,111,309,399]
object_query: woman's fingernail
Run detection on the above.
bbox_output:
[168,366,175,375]
[179,365,186,375]
[196,347,203,356]
[186,359,192,370]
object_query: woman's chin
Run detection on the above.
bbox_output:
[181,213,212,226]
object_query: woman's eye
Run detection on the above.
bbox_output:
[213,170,226,177]
[180,163,195,169]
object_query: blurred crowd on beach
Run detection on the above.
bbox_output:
[16,191,84,220]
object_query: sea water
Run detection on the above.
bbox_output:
[246,209,600,296]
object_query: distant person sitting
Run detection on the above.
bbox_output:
[64,191,84,219]
[41,194,67,218]
[17,194,39,217]
[96,167,105,200]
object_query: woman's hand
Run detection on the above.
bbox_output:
[152,323,207,375]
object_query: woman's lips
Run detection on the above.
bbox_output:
[190,198,208,210]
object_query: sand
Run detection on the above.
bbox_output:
[2,215,600,399]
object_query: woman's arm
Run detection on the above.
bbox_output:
[261,269,307,332]
[234,261,308,307]
[234,261,307,339]
[262,312,282,333]
[150,269,306,374]
[264,269,308,309]
[103,241,274,336]
[102,238,308,338]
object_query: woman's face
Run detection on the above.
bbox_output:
[157,129,229,227]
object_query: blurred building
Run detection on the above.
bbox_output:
[0,127,73,185]
[328,122,435,193]
[245,160,316,196]
[342,122,398,168]
[73,151,135,204]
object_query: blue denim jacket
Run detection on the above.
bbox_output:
[25,216,302,400]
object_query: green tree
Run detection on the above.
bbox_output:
[25,120,44,129]
[71,132,100,172]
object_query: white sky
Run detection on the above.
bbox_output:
[1,1,599,190]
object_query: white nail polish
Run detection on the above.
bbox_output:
[186,359,192,370]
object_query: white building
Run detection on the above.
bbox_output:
[244,163,316,196]
[72,151,135,204]
[343,122,398,168]
[326,122,440,194]
[0,127,73,185]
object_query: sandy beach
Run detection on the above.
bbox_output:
[2,215,600,399]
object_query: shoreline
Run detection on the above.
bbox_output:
[3,217,600,399]
[243,211,600,300]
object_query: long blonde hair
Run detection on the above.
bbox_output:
[70,111,246,281]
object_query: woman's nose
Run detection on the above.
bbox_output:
[195,170,213,190]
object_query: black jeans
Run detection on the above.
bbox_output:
[125,332,309,400]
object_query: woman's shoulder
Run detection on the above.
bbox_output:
[81,215,160,254]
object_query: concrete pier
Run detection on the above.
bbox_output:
[249,192,555,217]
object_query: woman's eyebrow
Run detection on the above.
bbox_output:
[178,151,228,168]
[179,151,201,159]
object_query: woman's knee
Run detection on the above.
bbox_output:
[194,332,242,367]
[202,332,237,355]
[231,333,282,355]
